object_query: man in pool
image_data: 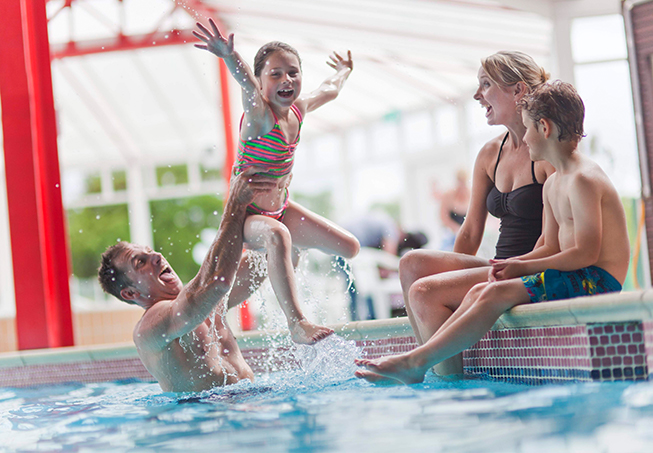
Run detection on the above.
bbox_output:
[355,81,630,384]
[98,167,277,392]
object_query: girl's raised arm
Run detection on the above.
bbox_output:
[194,19,265,118]
[296,51,353,115]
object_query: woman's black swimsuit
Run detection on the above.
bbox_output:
[486,133,543,259]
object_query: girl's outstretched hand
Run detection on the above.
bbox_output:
[193,18,234,58]
[327,50,353,72]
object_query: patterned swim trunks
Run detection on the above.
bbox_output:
[521,266,622,303]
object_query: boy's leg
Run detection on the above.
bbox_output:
[355,278,531,384]
[282,201,360,259]
[244,215,333,344]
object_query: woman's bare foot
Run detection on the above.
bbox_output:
[354,353,429,385]
[354,369,402,385]
[289,319,334,345]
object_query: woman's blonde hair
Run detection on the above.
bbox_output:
[481,51,549,90]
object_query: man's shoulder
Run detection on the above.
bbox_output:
[132,298,176,349]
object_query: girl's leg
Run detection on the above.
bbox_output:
[355,278,531,384]
[244,215,333,345]
[282,201,360,259]
[226,251,269,310]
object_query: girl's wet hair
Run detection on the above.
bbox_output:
[521,80,585,142]
[253,42,302,77]
[481,51,549,90]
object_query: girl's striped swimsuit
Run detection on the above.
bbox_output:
[235,105,303,220]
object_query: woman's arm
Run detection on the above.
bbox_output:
[452,139,497,255]
[295,51,353,115]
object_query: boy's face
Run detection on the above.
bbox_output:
[117,244,182,304]
[258,51,302,109]
[521,110,546,161]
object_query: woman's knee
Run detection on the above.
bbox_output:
[399,249,448,283]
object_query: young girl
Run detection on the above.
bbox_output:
[193,19,360,345]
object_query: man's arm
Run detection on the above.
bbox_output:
[137,168,275,350]
[296,51,353,114]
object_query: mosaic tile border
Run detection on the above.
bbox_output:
[2,292,653,387]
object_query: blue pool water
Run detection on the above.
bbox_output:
[3,338,653,452]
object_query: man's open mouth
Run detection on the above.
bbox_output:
[159,266,174,282]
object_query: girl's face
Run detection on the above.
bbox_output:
[258,51,302,108]
[473,67,517,126]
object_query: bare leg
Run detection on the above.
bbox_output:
[226,251,269,310]
[355,279,531,384]
[244,215,333,345]
[399,250,488,344]
[410,266,490,375]
[282,201,360,259]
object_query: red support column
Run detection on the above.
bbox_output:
[217,57,253,329]
[0,0,74,349]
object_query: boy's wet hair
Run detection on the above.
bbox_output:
[253,42,302,77]
[98,241,136,304]
[521,80,585,142]
[482,51,549,90]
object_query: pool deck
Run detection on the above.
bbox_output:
[1,290,653,387]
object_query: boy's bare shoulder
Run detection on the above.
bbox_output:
[569,156,615,195]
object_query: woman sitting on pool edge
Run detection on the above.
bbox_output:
[399,51,555,376]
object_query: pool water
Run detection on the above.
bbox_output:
[3,337,653,452]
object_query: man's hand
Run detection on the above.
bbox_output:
[193,18,234,58]
[489,258,527,282]
[327,51,353,72]
[229,167,277,206]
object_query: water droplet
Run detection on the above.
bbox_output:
[78,229,83,233]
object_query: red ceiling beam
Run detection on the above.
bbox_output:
[50,29,197,59]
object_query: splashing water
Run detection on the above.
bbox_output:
[292,335,362,383]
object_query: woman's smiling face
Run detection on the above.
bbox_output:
[473,67,517,126]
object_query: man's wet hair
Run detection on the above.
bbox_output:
[521,80,585,142]
[98,241,135,305]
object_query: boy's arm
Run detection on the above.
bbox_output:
[194,20,266,118]
[296,51,353,114]
[136,169,275,351]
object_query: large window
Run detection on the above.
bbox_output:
[571,14,639,197]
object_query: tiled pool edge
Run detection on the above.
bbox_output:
[2,290,653,387]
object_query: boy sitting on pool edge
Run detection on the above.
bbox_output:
[355,80,630,384]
